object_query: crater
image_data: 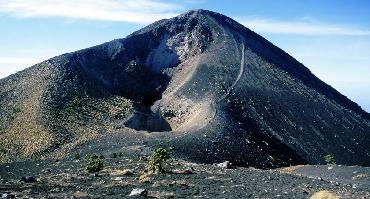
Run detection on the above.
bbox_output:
[123,104,172,132]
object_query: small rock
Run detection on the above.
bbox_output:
[139,156,147,161]
[122,169,134,175]
[129,188,147,197]
[42,168,52,173]
[72,191,88,198]
[140,177,151,183]
[20,176,37,183]
[1,193,15,199]
[183,167,195,174]
[148,191,175,198]
[113,177,124,181]
[139,174,152,183]
[217,161,232,169]
[111,169,133,176]
[310,190,339,199]
[172,180,192,188]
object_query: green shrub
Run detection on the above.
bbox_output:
[0,143,6,154]
[8,106,21,120]
[110,153,118,158]
[0,123,5,133]
[146,148,170,174]
[324,154,336,165]
[74,153,81,160]
[86,154,104,173]
[0,106,21,133]
[31,153,40,161]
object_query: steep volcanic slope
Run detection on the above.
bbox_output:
[0,10,369,168]
[0,53,135,161]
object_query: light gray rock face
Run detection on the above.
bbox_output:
[129,188,147,197]
[217,161,232,169]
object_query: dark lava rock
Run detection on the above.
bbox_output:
[20,176,37,183]
[182,167,195,174]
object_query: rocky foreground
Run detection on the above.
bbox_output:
[0,155,369,198]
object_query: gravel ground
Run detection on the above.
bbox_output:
[1,156,369,198]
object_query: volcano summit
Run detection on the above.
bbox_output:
[0,9,369,168]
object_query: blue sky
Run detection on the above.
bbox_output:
[0,0,369,112]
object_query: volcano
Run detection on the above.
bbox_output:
[0,9,369,168]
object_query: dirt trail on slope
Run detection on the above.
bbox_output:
[219,42,245,101]
[230,43,245,89]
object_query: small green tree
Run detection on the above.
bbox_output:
[110,153,118,158]
[74,153,81,160]
[324,154,336,165]
[0,143,6,154]
[86,154,104,173]
[146,148,170,174]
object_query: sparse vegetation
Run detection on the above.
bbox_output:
[9,106,21,120]
[62,95,134,122]
[86,154,104,173]
[146,148,171,174]
[110,153,118,158]
[31,153,40,161]
[74,153,81,160]
[0,106,21,133]
[324,154,336,165]
[6,106,21,122]
[0,143,6,154]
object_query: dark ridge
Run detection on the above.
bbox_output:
[189,9,369,119]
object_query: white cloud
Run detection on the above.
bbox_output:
[0,57,42,65]
[238,18,370,36]
[0,0,182,24]
[0,57,44,78]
